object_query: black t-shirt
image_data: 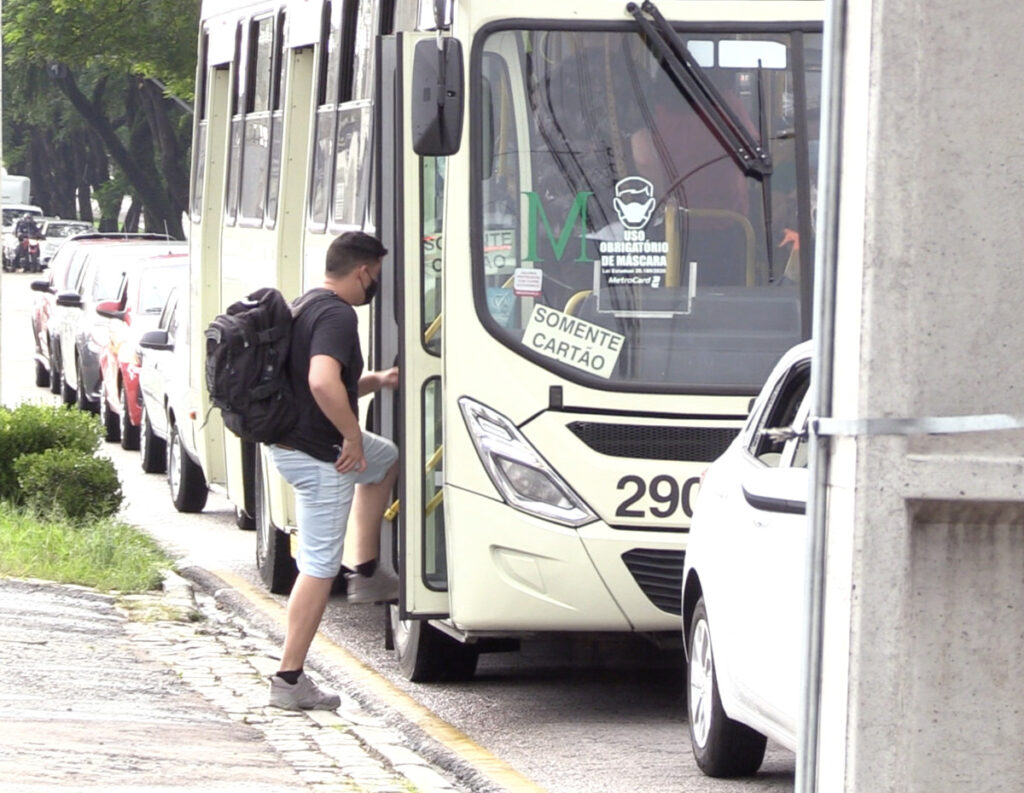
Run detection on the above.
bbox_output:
[279,288,363,462]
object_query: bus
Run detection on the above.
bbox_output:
[185,0,824,680]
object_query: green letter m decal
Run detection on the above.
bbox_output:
[524,191,595,263]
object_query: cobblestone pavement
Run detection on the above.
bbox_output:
[131,574,468,793]
[0,574,467,793]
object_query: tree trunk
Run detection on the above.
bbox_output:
[51,64,184,238]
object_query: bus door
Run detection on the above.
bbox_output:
[387,31,450,619]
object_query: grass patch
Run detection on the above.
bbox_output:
[0,502,173,592]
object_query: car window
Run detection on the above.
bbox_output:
[159,292,178,333]
[749,360,811,465]
[90,261,127,302]
[64,250,92,292]
[139,266,185,313]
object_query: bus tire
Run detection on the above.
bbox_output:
[388,605,479,682]
[254,450,296,594]
[687,597,766,777]
[168,422,208,513]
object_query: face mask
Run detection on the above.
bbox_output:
[361,275,379,305]
[614,196,656,229]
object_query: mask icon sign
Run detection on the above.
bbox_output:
[613,177,656,230]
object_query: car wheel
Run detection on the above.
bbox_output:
[687,597,767,777]
[60,367,76,406]
[168,422,207,512]
[119,386,140,450]
[75,358,98,413]
[139,407,166,474]
[34,359,49,388]
[100,391,121,443]
[254,450,297,594]
[388,604,479,682]
[48,343,62,395]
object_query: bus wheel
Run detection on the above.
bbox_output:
[168,422,208,513]
[388,605,479,682]
[254,450,296,594]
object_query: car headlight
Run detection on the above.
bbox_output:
[459,396,597,527]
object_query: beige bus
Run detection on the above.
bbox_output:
[185,0,824,680]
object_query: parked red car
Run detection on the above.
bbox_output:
[96,251,188,449]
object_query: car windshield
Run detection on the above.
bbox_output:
[475,26,821,392]
[46,223,93,239]
[3,208,42,227]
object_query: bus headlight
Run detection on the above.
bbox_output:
[459,396,597,527]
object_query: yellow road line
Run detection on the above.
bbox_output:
[210,568,550,793]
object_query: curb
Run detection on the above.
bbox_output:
[175,564,513,793]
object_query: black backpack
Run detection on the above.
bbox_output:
[204,288,324,444]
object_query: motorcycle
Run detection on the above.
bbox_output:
[14,233,42,273]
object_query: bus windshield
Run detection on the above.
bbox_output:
[475,27,822,392]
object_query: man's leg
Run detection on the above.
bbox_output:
[346,459,399,566]
[280,572,334,671]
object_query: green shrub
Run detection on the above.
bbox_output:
[0,404,102,501]
[14,448,123,521]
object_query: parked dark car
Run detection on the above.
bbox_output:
[51,236,184,411]
[30,234,170,393]
[96,251,189,448]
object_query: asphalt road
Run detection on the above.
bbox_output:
[0,267,795,793]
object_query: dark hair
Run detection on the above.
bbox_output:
[325,231,388,276]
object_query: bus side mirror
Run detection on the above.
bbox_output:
[412,38,464,156]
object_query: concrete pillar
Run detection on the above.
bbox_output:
[819,1,1024,790]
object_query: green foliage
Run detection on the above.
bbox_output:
[14,448,124,521]
[0,403,102,501]
[0,502,171,592]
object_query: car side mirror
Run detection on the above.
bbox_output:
[30,279,52,293]
[95,300,126,320]
[139,328,172,350]
[411,37,464,156]
[56,291,83,308]
[741,466,808,515]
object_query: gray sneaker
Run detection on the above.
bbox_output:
[346,566,399,604]
[268,672,340,711]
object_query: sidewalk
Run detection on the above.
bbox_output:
[0,574,466,793]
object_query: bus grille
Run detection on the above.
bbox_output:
[567,422,738,461]
[622,548,686,615]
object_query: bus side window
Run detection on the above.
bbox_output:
[332,0,376,229]
[310,2,340,230]
[190,31,210,223]
[225,22,245,225]
[239,14,275,225]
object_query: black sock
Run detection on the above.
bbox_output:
[354,559,377,578]
[275,668,302,684]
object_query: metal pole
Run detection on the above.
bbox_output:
[796,0,847,790]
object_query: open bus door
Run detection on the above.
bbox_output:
[378,31,479,681]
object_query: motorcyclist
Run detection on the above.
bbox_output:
[15,213,41,239]
[14,214,42,271]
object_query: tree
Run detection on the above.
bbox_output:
[2,0,199,237]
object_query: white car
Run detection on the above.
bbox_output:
[138,286,209,514]
[681,340,812,777]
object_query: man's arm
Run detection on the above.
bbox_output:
[357,366,399,397]
[308,353,365,473]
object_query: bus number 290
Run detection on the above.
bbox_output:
[615,474,701,519]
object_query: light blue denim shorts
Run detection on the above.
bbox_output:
[266,432,398,578]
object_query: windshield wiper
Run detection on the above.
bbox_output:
[626,1,772,178]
